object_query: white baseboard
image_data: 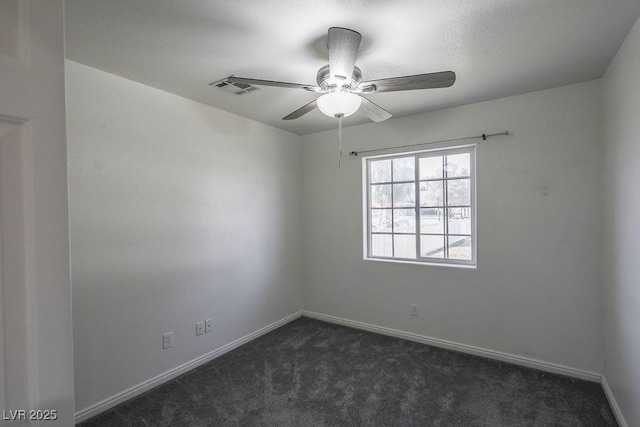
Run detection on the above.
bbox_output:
[302,310,601,383]
[74,310,303,424]
[601,375,628,427]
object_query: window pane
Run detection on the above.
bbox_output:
[420,181,443,207]
[370,159,391,183]
[420,208,445,234]
[420,235,445,258]
[371,209,392,232]
[448,236,472,260]
[393,157,415,181]
[394,235,416,259]
[446,153,470,178]
[447,179,470,206]
[393,209,415,233]
[393,183,415,208]
[371,184,392,208]
[419,156,444,180]
[447,207,472,235]
[371,234,392,257]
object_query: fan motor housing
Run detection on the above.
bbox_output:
[316,65,362,91]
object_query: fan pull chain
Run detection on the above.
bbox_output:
[337,114,343,169]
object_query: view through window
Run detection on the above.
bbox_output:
[365,145,475,266]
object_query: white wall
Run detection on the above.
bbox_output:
[302,81,603,374]
[602,15,640,427]
[66,61,303,413]
[0,1,74,424]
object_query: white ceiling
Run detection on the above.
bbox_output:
[65,0,640,135]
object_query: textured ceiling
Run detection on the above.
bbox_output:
[65,0,640,135]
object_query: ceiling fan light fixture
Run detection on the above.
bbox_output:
[317,90,362,118]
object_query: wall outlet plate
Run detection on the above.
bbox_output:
[163,331,174,349]
[205,318,212,333]
[196,321,204,336]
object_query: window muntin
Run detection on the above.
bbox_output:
[366,146,475,266]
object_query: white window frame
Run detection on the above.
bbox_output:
[363,144,477,268]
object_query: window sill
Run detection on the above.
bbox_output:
[363,256,477,269]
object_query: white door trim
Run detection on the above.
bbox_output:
[0,115,38,415]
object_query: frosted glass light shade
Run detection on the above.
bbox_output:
[317,91,362,118]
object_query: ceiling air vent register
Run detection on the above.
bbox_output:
[210,77,260,95]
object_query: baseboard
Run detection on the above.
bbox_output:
[302,310,601,383]
[601,375,628,427]
[74,310,303,424]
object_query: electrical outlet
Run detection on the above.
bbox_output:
[410,304,419,317]
[163,332,174,349]
[196,321,204,336]
[205,318,212,333]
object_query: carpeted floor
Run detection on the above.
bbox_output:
[80,317,617,426]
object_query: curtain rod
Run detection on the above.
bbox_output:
[349,131,510,157]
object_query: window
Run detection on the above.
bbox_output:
[365,145,476,267]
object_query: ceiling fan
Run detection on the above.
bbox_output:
[227,27,456,122]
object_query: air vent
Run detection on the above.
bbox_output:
[209,77,260,95]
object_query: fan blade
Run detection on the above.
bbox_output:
[283,99,318,120]
[359,96,392,122]
[362,71,456,93]
[328,27,362,85]
[226,76,319,91]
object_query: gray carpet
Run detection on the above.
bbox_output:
[80,317,617,426]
